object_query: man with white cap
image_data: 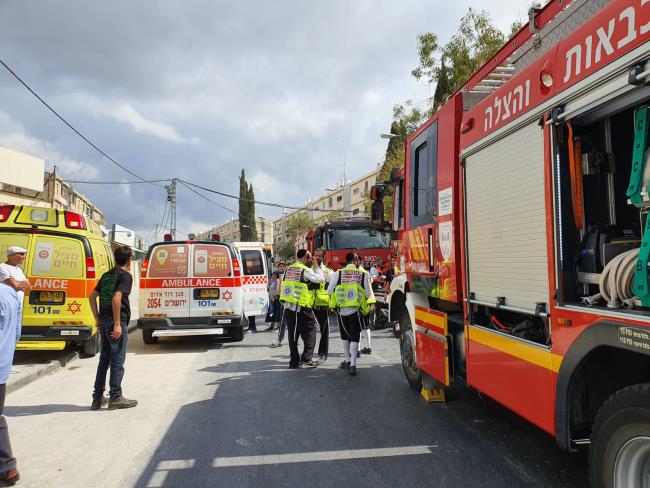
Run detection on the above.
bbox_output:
[0,247,30,309]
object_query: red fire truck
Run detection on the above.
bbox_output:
[295,219,392,271]
[371,1,650,485]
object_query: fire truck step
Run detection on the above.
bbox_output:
[421,388,446,403]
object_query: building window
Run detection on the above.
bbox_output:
[352,208,360,215]
[329,197,333,208]
[353,188,359,194]
[364,181,369,192]
[336,195,342,202]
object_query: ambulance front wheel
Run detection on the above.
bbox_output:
[142,329,158,345]
[229,326,244,342]
[590,383,650,488]
[399,313,422,392]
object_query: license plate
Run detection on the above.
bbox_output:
[60,330,79,336]
[195,288,220,299]
[30,291,66,305]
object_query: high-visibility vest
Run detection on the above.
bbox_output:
[314,265,332,307]
[280,262,314,308]
[333,265,365,309]
[358,265,376,315]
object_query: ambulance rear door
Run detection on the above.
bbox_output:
[141,243,191,319]
[189,243,241,318]
[237,245,269,318]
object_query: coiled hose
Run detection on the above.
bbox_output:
[583,248,639,309]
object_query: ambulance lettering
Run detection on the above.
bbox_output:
[32,278,69,289]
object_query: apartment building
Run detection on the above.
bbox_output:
[199,216,274,245]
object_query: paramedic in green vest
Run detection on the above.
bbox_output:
[327,252,374,376]
[312,256,333,362]
[280,249,326,369]
[357,256,377,355]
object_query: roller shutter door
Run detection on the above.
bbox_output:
[465,121,548,312]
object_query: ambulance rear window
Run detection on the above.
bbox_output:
[148,245,189,278]
[240,250,264,275]
[30,236,84,278]
[0,235,30,266]
[193,245,232,277]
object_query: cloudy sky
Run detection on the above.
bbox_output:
[0,0,534,241]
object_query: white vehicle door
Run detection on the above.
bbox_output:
[140,243,191,319]
[189,243,242,317]
[238,247,269,318]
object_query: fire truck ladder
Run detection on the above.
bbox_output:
[627,107,650,306]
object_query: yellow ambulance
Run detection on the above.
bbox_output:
[0,205,113,355]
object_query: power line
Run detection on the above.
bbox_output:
[68,179,172,185]
[177,179,257,224]
[179,179,354,214]
[0,57,165,188]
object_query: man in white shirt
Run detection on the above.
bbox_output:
[0,246,30,309]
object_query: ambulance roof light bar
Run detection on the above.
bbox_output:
[163,234,173,242]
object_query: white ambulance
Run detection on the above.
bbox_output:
[137,237,246,344]
[231,242,270,323]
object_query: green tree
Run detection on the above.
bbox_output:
[238,169,249,240]
[238,169,258,241]
[247,183,258,241]
[275,213,315,260]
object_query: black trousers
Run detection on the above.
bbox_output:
[337,311,363,342]
[314,306,329,356]
[0,384,16,473]
[285,308,318,366]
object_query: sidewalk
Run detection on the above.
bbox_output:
[8,320,139,394]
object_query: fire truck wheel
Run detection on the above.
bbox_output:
[399,314,422,392]
[142,329,158,345]
[590,383,650,488]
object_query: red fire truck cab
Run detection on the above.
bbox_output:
[372,1,650,485]
[296,219,392,272]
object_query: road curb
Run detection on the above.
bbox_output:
[8,320,139,395]
[8,349,79,394]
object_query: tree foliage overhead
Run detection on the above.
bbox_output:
[238,169,257,241]
[412,8,507,116]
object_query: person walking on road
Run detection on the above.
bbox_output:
[279,250,325,368]
[357,257,376,355]
[313,256,332,362]
[89,246,137,410]
[270,263,287,347]
[328,252,374,376]
[0,283,21,485]
[0,246,31,311]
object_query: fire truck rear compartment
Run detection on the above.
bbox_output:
[557,99,650,316]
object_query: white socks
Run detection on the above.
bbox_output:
[350,342,359,366]
[342,340,350,362]
[364,328,371,349]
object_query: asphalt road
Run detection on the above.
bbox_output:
[6,317,588,487]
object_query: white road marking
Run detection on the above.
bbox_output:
[157,459,196,470]
[147,459,196,487]
[146,471,168,488]
[212,445,436,468]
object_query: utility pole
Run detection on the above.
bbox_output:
[166,178,177,240]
